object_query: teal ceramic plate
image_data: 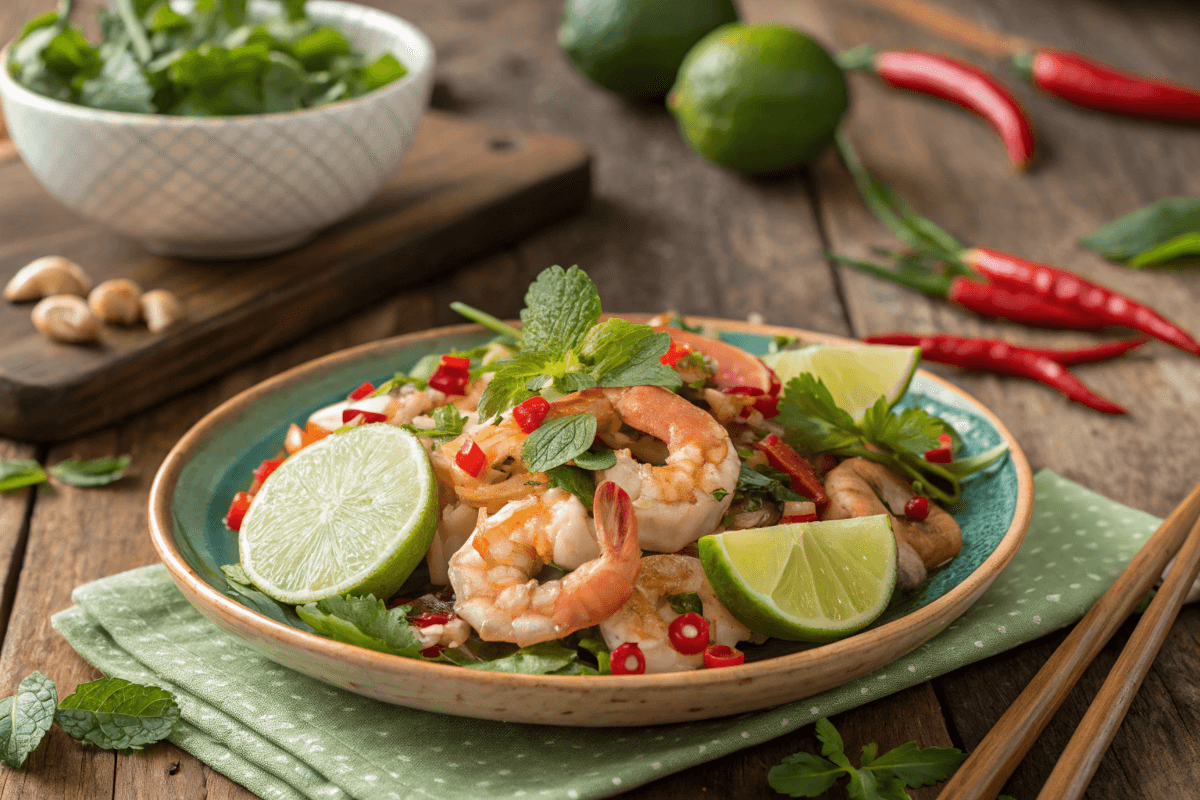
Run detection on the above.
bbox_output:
[149,318,1033,726]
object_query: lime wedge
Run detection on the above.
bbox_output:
[239,424,438,605]
[762,344,920,421]
[698,516,897,641]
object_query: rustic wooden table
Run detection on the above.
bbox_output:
[2,0,1199,797]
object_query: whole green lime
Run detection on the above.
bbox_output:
[668,23,849,173]
[559,0,739,99]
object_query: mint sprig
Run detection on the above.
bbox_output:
[0,672,57,768]
[521,414,597,474]
[56,677,180,751]
[769,718,965,799]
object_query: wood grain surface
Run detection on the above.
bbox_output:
[0,0,1198,798]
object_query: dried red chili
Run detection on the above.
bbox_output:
[842,46,1035,169]
[1014,49,1200,124]
[963,248,1200,356]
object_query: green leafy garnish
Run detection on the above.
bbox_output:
[370,372,427,396]
[733,463,806,512]
[296,595,425,658]
[401,404,466,446]
[56,678,180,751]
[576,634,611,674]
[222,564,316,633]
[667,593,703,615]
[544,464,597,508]
[9,0,408,115]
[522,413,597,474]
[572,449,616,470]
[0,460,48,492]
[47,456,131,487]
[769,718,965,799]
[1081,197,1200,267]
[458,641,582,674]
[0,672,57,768]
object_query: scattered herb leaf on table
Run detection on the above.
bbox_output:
[1081,197,1200,267]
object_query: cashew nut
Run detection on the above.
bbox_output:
[88,279,143,325]
[31,295,101,344]
[140,289,183,333]
[4,256,93,302]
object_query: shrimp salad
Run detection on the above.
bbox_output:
[223,266,1006,675]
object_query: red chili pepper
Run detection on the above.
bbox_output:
[937,433,953,449]
[512,396,550,433]
[843,46,1035,169]
[703,644,745,669]
[864,333,1147,366]
[440,355,471,371]
[348,381,374,401]
[660,338,694,367]
[963,248,1200,356]
[420,645,445,659]
[864,333,1128,414]
[924,446,953,463]
[342,409,389,425]
[781,513,819,524]
[1015,49,1200,124]
[429,355,471,396]
[751,435,829,510]
[248,455,286,495]
[225,492,252,531]
[611,642,646,675]
[411,612,453,628]
[667,613,710,655]
[455,438,487,477]
[723,386,781,419]
[904,496,930,522]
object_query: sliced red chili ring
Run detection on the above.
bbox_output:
[703,644,745,668]
[513,396,551,433]
[610,642,646,675]
[667,613,710,655]
[904,496,930,521]
[348,381,374,400]
[411,612,453,627]
[225,492,253,531]
[342,409,389,425]
[456,438,487,478]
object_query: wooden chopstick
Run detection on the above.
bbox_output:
[936,477,1200,800]
[1035,511,1200,799]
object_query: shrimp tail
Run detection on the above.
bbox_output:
[552,482,641,631]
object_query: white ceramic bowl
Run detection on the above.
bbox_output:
[0,1,434,259]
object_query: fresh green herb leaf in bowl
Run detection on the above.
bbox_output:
[8,0,408,115]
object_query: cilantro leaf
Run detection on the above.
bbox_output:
[296,595,425,658]
[572,449,616,470]
[868,740,967,787]
[519,265,601,354]
[544,465,597,508]
[47,455,131,487]
[0,460,48,493]
[56,678,179,751]
[0,672,57,768]
[521,414,597,474]
[858,399,943,459]
[768,751,845,797]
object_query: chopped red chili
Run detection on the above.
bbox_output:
[248,456,286,495]
[225,492,253,531]
[751,435,829,510]
[513,396,551,433]
[611,642,646,675]
[411,612,453,628]
[419,645,445,659]
[348,381,374,401]
[429,354,471,396]
[703,644,745,669]
[342,409,389,425]
[904,496,930,521]
[667,613,710,655]
[455,438,487,478]
[924,446,953,463]
[660,338,694,367]
[781,513,819,524]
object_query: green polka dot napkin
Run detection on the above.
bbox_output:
[52,470,1160,800]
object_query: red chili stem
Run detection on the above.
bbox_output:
[864,333,1147,365]
[865,48,1036,169]
[1016,49,1200,124]
[964,247,1200,356]
[864,333,1127,414]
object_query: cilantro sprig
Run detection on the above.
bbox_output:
[769,718,966,799]
[9,0,407,115]
[777,375,1006,504]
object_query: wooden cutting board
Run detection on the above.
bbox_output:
[0,110,590,442]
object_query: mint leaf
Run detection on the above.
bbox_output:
[576,634,610,674]
[581,322,680,389]
[869,740,966,787]
[402,404,466,446]
[296,595,424,658]
[522,414,597,474]
[572,449,616,471]
[56,678,179,751]
[0,672,57,768]
[477,350,557,421]
[47,455,131,487]
[460,641,580,674]
[224,571,316,634]
[544,465,597,508]
[768,751,845,797]
[221,563,250,585]
[519,265,601,355]
[0,460,48,492]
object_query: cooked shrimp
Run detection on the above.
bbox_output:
[599,554,758,674]
[447,482,640,647]
[821,457,962,590]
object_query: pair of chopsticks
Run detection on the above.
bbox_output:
[937,479,1200,800]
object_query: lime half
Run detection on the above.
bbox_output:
[763,344,920,421]
[698,516,897,641]
[239,424,438,605]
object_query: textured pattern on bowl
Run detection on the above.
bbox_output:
[0,1,433,258]
[149,319,1034,726]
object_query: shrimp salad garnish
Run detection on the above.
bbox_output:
[225,266,1006,675]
